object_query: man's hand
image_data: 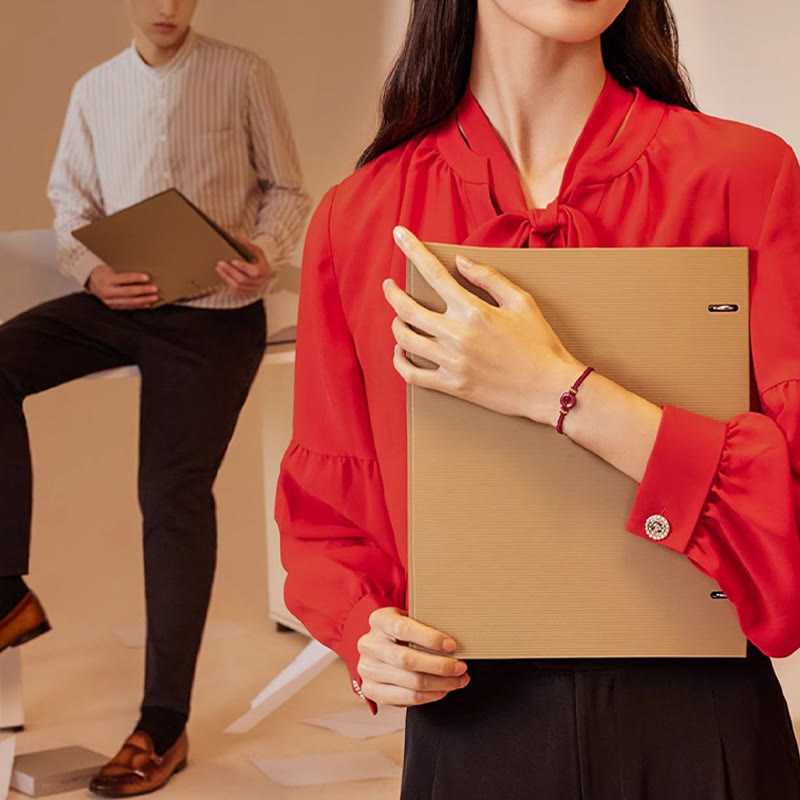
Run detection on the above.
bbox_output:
[87,265,159,310]
[216,238,272,297]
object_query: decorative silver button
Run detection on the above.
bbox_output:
[645,514,671,541]
[352,679,366,701]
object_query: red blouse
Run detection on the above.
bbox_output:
[276,75,800,701]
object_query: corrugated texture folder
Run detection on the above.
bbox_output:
[407,244,749,659]
[72,189,253,306]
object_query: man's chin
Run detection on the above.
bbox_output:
[149,28,188,47]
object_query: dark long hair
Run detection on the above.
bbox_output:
[358,0,696,167]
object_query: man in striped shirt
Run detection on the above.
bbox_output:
[0,0,310,794]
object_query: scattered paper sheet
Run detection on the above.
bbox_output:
[0,737,16,798]
[251,751,401,787]
[114,620,245,648]
[226,639,337,734]
[303,706,406,739]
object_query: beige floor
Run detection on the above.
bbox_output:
[11,368,404,799]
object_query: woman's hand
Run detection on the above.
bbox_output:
[357,607,470,707]
[385,226,584,425]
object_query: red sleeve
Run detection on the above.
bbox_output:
[627,145,800,657]
[275,187,405,711]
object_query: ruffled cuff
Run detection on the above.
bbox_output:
[342,594,390,715]
[626,405,727,553]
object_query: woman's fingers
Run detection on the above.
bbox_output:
[360,680,450,708]
[393,227,465,309]
[368,638,467,678]
[393,345,468,396]
[383,279,444,336]
[361,660,470,693]
[370,607,457,653]
[391,317,448,367]
[358,608,469,707]
[455,254,531,311]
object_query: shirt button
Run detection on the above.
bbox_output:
[645,514,671,541]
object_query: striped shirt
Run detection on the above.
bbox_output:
[47,28,311,309]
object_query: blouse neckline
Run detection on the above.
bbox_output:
[435,73,667,214]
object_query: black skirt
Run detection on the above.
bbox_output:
[400,644,800,799]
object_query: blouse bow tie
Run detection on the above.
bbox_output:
[463,201,599,249]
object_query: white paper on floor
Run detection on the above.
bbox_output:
[114,620,245,648]
[226,639,337,734]
[303,705,406,739]
[251,751,401,787]
[0,736,16,798]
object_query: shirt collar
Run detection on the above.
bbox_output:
[435,72,667,212]
[129,27,198,78]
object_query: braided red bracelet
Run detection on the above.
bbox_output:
[556,366,595,435]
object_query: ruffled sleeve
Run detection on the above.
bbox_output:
[627,144,800,657]
[275,187,405,707]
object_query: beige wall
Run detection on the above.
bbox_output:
[670,0,800,148]
[0,0,387,231]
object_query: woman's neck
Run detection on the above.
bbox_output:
[470,10,607,208]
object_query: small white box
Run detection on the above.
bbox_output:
[11,746,108,797]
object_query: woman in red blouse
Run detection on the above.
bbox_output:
[277,0,800,795]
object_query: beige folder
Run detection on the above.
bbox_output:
[407,244,750,659]
[73,189,254,306]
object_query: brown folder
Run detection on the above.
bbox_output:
[72,189,254,306]
[407,244,749,659]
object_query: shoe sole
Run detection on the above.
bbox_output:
[0,591,52,655]
[89,759,188,798]
[0,619,52,653]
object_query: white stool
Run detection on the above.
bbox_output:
[0,650,24,731]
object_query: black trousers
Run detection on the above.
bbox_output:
[0,293,266,715]
[401,644,800,799]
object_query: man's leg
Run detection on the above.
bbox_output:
[0,293,134,630]
[135,302,266,744]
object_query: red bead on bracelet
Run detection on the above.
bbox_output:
[556,366,595,435]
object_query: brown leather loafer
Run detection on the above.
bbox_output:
[89,730,188,798]
[0,591,50,652]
